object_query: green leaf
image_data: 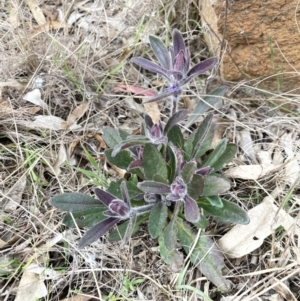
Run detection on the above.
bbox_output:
[164,110,188,134]
[187,174,204,200]
[180,161,196,184]
[158,233,184,270]
[158,233,175,265]
[177,285,214,301]
[149,35,170,69]
[167,145,177,183]
[119,129,130,141]
[112,138,150,156]
[193,216,208,229]
[143,144,168,180]
[185,86,227,128]
[49,193,101,212]
[203,175,231,196]
[163,220,178,251]
[108,215,147,241]
[106,178,143,200]
[184,131,195,161]
[176,217,230,291]
[211,144,237,171]
[105,148,133,170]
[201,138,227,167]
[205,195,223,208]
[199,198,250,225]
[102,127,124,148]
[167,125,184,149]
[153,174,169,185]
[63,207,106,227]
[106,180,122,199]
[148,203,168,238]
[193,120,216,160]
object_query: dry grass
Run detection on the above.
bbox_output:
[0,1,299,300]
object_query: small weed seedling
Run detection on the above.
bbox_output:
[50,29,250,291]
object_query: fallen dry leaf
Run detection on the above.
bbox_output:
[9,1,20,28]
[237,129,257,163]
[144,102,161,124]
[30,21,71,38]
[30,115,67,130]
[46,143,68,176]
[113,84,157,97]
[270,278,298,301]
[218,197,295,258]
[224,163,285,180]
[26,0,46,25]
[60,295,92,301]
[4,176,27,212]
[23,89,48,110]
[15,264,47,301]
[0,99,14,115]
[66,102,89,129]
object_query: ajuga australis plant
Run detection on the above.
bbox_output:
[49,29,250,291]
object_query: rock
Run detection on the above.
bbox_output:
[200,0,300,92]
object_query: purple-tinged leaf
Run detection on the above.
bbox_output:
[149,35,171,69]
[185,57,218,83]
[108,199,131,218]
[128,159,143,169]
[120,181,130,206]
[111,138,150,157]
[93,188,115,207]
[130,57,168,78]
[78,217,119,248]
[164,109,188,134]
[172,29,185,56]
[184,195,200,223]
[148,122,167,145]
[148,202,168,239]
[49,193,102,212]
[173,51,185,73]
[167,176,187,201]
[142,89,175,104]
[103,210,120,217]
[196,166,213,176]
[144,113,154,128]
[167,69,184,80]
[137,181,170,194]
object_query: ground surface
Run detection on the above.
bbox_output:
[0,1,299,301]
